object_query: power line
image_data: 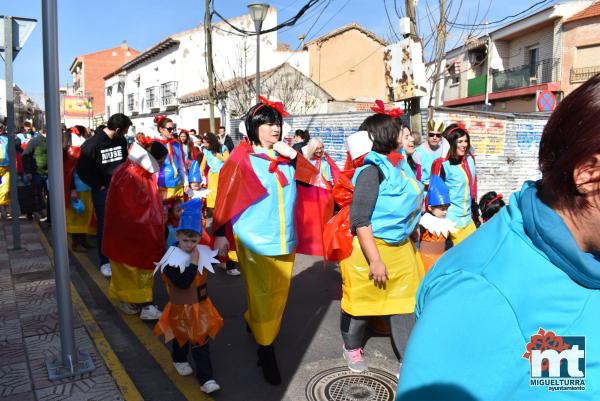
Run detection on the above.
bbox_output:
[212,0,325,35]
[447,0,552,28]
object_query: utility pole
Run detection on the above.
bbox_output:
[431,0,446,117]
[405,0,422,133]
[205,0,216,133]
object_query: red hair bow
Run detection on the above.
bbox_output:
[485,193,503,208]
[257,96,290,117]
[154,114,167,125]
[70,127,81,136]
[457,122,467,130]
[370,100,404,119]
[136,133,153,147]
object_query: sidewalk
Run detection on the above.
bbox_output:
[0,219,124,401]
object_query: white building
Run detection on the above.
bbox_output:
[104,7,308,135]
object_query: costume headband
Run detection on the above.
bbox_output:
[136,133,153,147]
[485,193,503,209]
[252,96,290,117]
[446,122,467,137]
[154,114,168,125]
[370,100,404,119]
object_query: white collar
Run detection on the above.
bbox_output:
[71,133,85,147]
[128,142,160,174]
[154,245,219,276]
[419,213,457,237]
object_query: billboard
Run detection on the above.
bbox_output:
[63,95,91,117]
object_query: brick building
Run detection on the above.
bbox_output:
[68,42,140,120]
[562,1,600,95]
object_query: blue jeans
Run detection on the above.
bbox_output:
[31,173,49,221]
[91,188,109,266]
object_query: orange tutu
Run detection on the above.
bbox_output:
[154,298,224,347]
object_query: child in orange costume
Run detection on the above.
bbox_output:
[153,198,223,394]
[419,175,456,273]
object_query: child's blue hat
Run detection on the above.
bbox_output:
[188,160,202,183]
[427,175,451,207]
[177,198,203,234]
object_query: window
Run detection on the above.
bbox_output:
[117,102,124,114]
[106,106,111,117]
[127,94,136,111]
[448,63,460,86]
[527,47,539,78]
[576,44,600,68]
[106,86,113,96]
[146,87,158,108]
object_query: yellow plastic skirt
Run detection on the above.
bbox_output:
[66,191,95,234]
[159,185,184,201]
[235,238,294,346]
[206,171,219,209]
[340,237,422,316]
[450,220,476,245]
[0,166,9,206]
[108,261,154,304]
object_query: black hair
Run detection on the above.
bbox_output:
[244,103,283,146]
[294,129,310,142]
[190,129,197,134]
[479,191,505,222]
[74,125,87,136]
[219,126,225,130]
[444,123,471,163]
[176,229,201,238]
[106,113,132,131]
[204,132,222,153]
[149,141,168,162]
[359,113,401,155]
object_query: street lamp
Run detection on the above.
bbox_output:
[248,3,269,102]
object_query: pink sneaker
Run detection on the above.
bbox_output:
[343,346,368,373]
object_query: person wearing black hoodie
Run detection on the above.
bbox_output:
[76,113,131,278]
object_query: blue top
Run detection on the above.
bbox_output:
[310,157,333,182]
[415,143,445,185]
[0,136,9,167]
[158,141,186,189]
[232,147,297,256]
[204,145,228,173]
[439,156,476,229]
[396,181,600,401]
[353,151,423,243]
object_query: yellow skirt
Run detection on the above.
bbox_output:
[206,171,219,209]
[340,238,422,316]
[109,261,154,304]
[0,166,9,206]
[66,191,95,234]
[235,239,294,346]
[450,221,476,245]
[159,185,184,201]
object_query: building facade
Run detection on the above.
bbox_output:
[442,1,592,112]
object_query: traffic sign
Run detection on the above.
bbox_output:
[537,90,557,112]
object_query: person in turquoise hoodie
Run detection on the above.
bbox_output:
[396,73,600,401]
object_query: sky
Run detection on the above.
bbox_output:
[1,0,558,109]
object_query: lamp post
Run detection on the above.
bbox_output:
[248,3,269,103]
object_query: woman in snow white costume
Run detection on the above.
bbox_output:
[102,135,169,319]
[155,115,188,200]
[212,97,326,385]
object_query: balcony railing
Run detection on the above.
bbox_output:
[146,86,159,109]
[467,74,487,97]
[570,66,600,83]
[161,81,178,106]
[492,58,560,92]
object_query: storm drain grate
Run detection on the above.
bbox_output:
[306,366,397,401]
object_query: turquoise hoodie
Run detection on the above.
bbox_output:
[396,181,600,401]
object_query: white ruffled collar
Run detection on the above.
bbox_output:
[154,245,220,276]
[419,213,457,237]
[71,133,85,147]
[128,142,160,174]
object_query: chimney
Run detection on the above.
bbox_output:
[298,34,306,48]
[121,40,129,51]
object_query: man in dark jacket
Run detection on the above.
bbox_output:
[77,113,131,278]
[217,126,235,152]
[22,129,49,222]
[292,129,310,153]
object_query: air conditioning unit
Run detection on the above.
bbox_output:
[471,52,486,65]
[529,77,538,85]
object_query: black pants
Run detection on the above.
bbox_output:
[340,311,415,361]
[91,188,108,265]
[172,341,213,385]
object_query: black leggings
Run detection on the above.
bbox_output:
[172,341,213,385]
[340,311,415,360]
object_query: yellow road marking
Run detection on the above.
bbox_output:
[35,223,212,401]
[35,223,143,401]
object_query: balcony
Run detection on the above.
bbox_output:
[160,81,178,107]
[570,66,600,84]
[145,86,159,109]
[492,58,559,92]
[467,75,487,97]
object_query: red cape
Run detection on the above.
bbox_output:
[63,146,81,205]
[295,153,340,256]
[213,141,326,253]
[102,160,166,270]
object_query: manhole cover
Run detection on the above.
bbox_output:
[306,366,397,401]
